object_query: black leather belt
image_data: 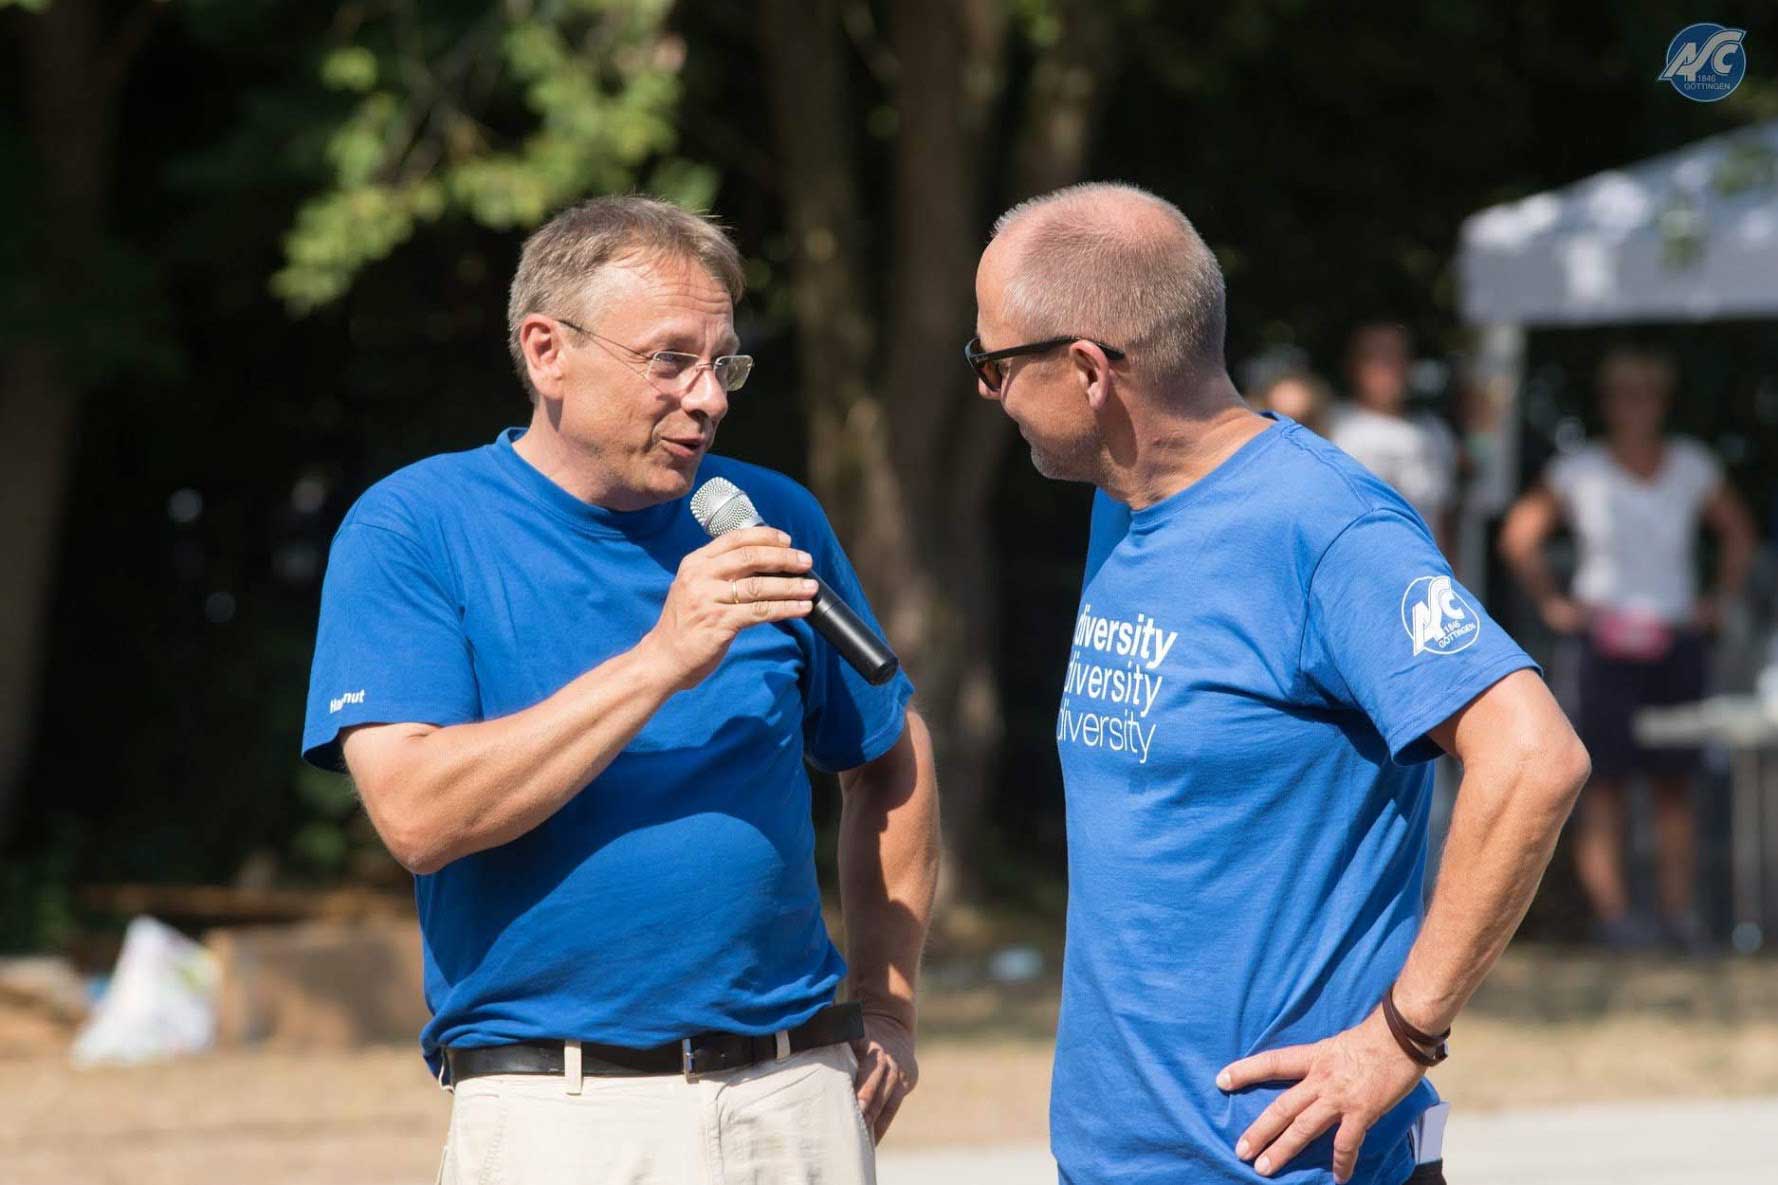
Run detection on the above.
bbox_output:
[444,1001,864,1085]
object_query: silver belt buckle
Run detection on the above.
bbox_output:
[682,1038,698,1083]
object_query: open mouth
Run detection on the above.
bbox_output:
[660,436,705,461]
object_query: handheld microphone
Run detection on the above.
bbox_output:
[689,477,900,686]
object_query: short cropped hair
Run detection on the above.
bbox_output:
[991,182,1226,383]
[507,195,745,400]
[1348,321,1412,358]
[1597,344,1676,394]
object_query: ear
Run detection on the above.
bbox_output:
[520,315,568,399]
[1071,341,1117,414]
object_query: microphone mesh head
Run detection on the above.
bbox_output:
[689,477,762,538]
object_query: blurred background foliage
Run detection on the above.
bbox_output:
[3,0,1776,951]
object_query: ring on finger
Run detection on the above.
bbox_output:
[730,579,743,605]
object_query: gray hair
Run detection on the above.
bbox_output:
[507,195,745,400]
[991,182,1226,383]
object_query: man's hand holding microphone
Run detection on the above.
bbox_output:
[640,526,817,690]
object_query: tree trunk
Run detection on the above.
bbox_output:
[759,0,1116,902]
[0,0,138,844]
[0,349,82,848]
[877,0,1007,901]
[756,0,905,557]
[1009,0,1120,201]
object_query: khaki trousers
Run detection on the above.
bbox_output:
[437,1043,876,1185]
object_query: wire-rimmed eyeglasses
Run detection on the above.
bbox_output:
[556,317,754,393]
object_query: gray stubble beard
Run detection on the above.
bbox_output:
[1028,437,1099,486]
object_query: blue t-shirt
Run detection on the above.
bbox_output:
[301,428,912,1068]
[1053,416,1536,1185]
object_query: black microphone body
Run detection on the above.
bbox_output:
[806,573,899,685]
[690,478,900,686]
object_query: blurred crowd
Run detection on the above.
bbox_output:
[1246,328,1766,954]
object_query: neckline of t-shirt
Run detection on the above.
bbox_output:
[491,427,687,539]
[1600,439,1679,488]
[1127,414,1287,532]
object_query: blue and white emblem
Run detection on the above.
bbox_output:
[1401,575,1479,657]
[1658,24,1746,103]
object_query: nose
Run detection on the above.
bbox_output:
[681,365,729,422]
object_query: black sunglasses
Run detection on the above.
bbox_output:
[964,335,1126,392]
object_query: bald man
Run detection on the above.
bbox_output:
[967,183,1589,1185]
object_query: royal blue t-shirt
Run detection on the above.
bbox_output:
[301,429,912,1069]
[1053,415,1536,1185]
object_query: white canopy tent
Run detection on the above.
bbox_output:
[1451,120,1778,570]
[1460,119,1778,327]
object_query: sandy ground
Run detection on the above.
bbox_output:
[5,947,1777,1184]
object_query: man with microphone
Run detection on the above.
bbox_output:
[301,194,936,1185]
[969,183,1589,1185]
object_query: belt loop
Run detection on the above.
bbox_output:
[437,1055,454,1094]
[774,1030,791,1061]
[682,1038,698,1083]
[563,1039,583,1096]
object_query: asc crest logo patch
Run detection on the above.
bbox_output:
[1657,23,1747,103]
[1401,575,1479,657]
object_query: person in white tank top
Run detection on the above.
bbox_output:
[1328,323,1459,555]
[1500,347,1756,950]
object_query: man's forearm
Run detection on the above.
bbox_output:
[1498,491,1564,608]
[347,526,822,874]
[347,635,684,873]
[837,711,940,1028]
[1713,528,1754,604]
[1498,531,1564,607]
[1393,749,1586,1032]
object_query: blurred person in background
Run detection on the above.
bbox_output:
[1499,346,1756,952]
[1329,323,1459,555]
[1249,368,1333,436]
[302,195,936,1185]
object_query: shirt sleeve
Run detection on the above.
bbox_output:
[1677,438,1723,504]
[300,521,481,772]
[1299,509,1539,764]
[797,509,914,773]
[1543,451,1579,506]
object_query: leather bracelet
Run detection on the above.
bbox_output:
[1386,985,1451,1045]
[1382,985,1449,1067]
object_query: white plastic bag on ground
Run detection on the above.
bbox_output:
[71,915,218,1065]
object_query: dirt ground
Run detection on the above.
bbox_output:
[5,947,1777,1185]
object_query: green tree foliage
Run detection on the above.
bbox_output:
[271,0,716,313]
